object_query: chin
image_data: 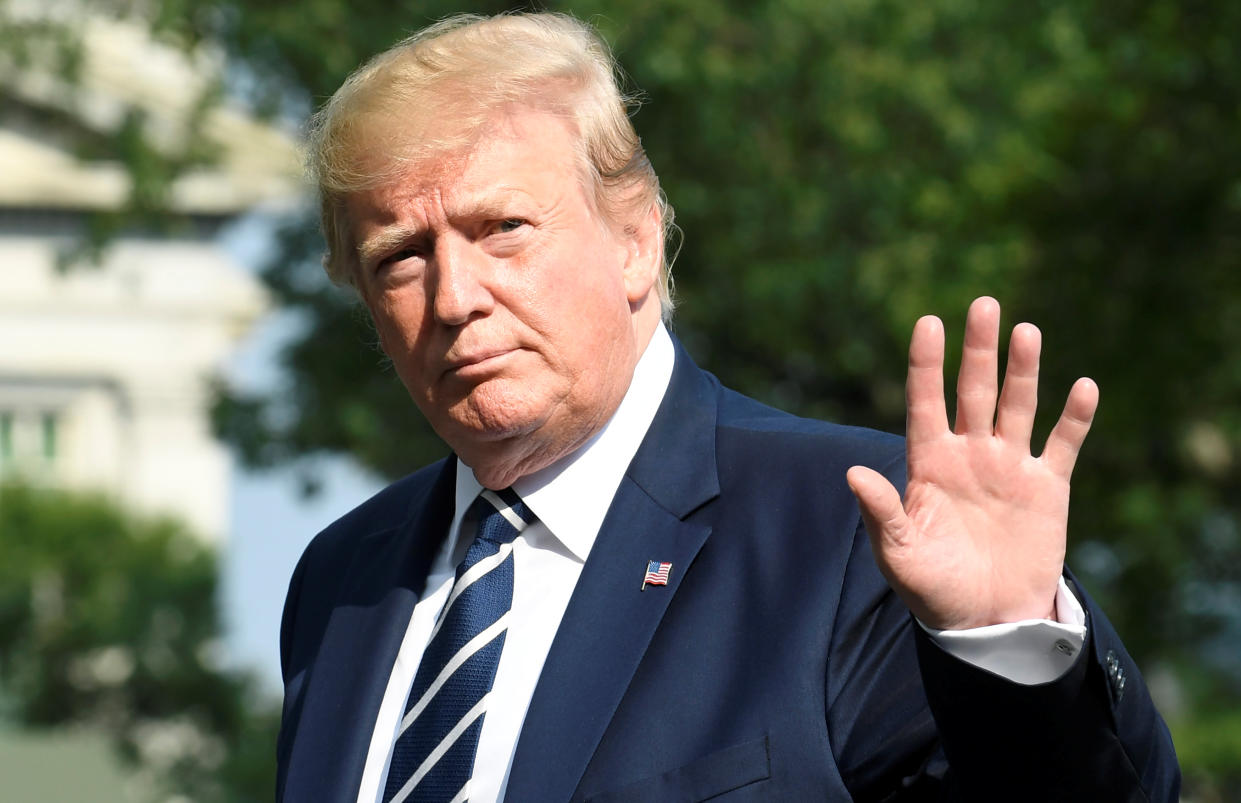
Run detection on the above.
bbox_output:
[426,376,602,481]
[440,417,545,491]
[436,393,547,447]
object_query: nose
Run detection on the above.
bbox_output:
[430,235,493,326]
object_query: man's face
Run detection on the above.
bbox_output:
[346,107,660,488]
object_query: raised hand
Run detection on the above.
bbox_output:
[846,296,1098,630]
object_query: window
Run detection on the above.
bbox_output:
[0,412,11,461]
[41,411,57,461]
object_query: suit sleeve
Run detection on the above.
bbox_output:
[275,547,310,802]
[825,458,1180,802]
[914,574,1180,802]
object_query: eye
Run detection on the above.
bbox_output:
[381,246,424,267]
[496,218,527,234]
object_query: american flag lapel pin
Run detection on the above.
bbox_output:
[642,560,672,591]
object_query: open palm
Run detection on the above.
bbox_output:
[847,297,1098,630]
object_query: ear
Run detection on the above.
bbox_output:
[621,202,663,305]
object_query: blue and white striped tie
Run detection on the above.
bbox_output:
[382,488,534,803]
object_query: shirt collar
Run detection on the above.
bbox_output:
[451,322,675,562]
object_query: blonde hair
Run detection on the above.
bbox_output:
[307,12,677,318]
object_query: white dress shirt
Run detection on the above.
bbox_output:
[357,322,1087,803]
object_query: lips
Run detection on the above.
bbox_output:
[442,347,517,378]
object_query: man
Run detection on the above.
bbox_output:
[277,12,1178,802]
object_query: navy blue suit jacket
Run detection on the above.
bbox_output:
[277,341,1179,801]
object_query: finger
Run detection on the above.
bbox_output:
[954,296,1001,435]
[846,465,911,551]
[1041,377,1099,478]
[906,314,950,446]
[994,322,1041,449]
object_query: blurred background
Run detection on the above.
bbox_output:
[1,0,1238,800]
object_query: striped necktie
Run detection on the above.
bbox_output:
[382,488,535,803]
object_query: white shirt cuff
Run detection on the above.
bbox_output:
[919,578,1087,686]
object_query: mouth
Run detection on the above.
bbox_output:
[443,348,517,379]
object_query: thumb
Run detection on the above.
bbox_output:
[846,465,909,550]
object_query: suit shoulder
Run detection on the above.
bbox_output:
[714,383,904,471]
[298,457,452,565]
[280,458,451,660]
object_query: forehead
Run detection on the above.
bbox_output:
[346,108,588,230]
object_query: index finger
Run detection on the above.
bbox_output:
[906,314,950,445]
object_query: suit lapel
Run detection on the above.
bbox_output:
[282,461,456,802]
[505,341,721,802]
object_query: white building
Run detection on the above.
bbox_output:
[0,10,303,543]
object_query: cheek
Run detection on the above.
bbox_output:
[369,289,432,359]
[543,241,630,322]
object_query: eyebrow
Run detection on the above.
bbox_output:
[354,187,539,268]
[357,225,424,269]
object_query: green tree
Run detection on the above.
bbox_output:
[0,482,278,802]
[0,2,224,265]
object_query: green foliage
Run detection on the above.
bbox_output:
[1167,659,1241,801]
[1175,709,1241,799]
[0,3,225,269]
[0,483,278,801]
